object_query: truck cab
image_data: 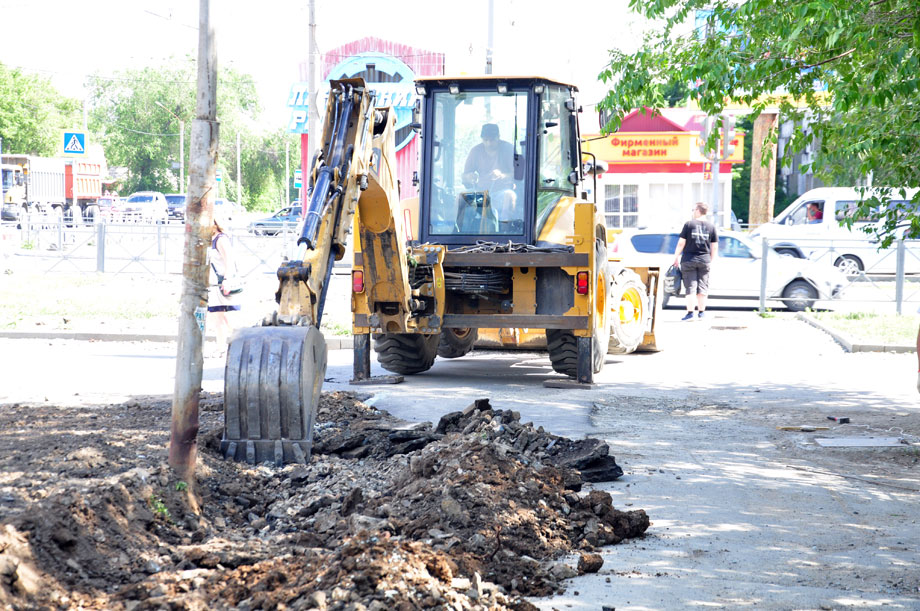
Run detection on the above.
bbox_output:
[1,164,25,220]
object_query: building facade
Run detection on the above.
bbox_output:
[583,109,744,230]
[290,37,445,200]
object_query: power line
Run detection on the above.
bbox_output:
[109,124,180,137]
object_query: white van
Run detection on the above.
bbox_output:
[749,187,920,275]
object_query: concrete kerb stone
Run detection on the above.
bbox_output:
[0,330,356,350]
[795,312,915,354]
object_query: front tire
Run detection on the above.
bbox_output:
[437,328,478,358]
[608,268,649,355]
[783,279,818,312]
[374,333,439,374]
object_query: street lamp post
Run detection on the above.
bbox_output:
[156,101,185,192]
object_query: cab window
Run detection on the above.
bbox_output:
[535,86,577,224]
[782,201,818,226]
[427,88,528,238]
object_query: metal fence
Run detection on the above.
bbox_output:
[1,214,305,279]
[758,237,920,314]
[3,216,919,315]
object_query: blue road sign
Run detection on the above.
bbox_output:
[63,132,86,155]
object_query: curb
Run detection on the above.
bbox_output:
[795,313,915,354]
[0,330,356,350]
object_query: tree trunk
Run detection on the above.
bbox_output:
[169,0,218,491]
[748,112,778,228]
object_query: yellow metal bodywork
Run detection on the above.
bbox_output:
[276,79,377,327]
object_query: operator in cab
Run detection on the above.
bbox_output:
[462,123,518,223]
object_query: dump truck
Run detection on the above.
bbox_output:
[221,77,659,465]
[1,155,66,216]
[0,155,104,222]
[65,159,105,222]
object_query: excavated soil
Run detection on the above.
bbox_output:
[0,392,648,610]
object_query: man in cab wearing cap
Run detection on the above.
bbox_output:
[462,123,517,223]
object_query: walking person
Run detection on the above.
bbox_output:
[673,202,718,321]
[208,212,240,357]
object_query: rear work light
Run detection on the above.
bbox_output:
[576,271,590,295]
[352,270,365,294]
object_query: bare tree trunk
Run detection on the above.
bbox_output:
[748,112,778,228]
[169,0,218,496]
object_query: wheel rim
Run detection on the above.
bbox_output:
[836,257,860,277]
[616,287,644,329]
[596,274,607,330]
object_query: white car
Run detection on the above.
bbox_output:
[123,191,169,224]
[749,187,920,276]
[611,228,847,311]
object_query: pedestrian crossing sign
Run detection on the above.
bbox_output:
[62,131,86,155]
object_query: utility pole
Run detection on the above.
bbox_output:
[170,0,219,498]
[285,139,290,206]
[236,131,242,206]
[700,114,735,228]
[485,0,494,74]
[307,0,318,191]
[0,137,5,210]
[156,101,185,192]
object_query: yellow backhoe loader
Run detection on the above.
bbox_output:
[221,76,658,465]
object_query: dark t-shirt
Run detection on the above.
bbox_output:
[463,140,514,190]
[679,219,718,264]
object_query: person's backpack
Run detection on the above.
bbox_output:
[664,264,682,296]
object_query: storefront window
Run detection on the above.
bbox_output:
[604,184,638,228]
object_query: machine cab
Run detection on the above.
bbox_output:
[415,77,582,246]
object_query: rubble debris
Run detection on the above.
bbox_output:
[0,391,648,609]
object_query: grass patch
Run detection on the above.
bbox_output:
[809,311,918,345]
[0,272,180,329]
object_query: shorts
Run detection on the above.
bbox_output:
[208,285,241,313]
[680,260,710,295]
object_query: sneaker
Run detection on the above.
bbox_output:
[681,312,695,321]
[698,311,705,319]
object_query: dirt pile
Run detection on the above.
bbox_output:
[0,392,648,609]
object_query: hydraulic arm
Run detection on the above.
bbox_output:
[222,78,404,464]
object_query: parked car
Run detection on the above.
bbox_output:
[749,187,920,276]
[165,194,187,220]
[122,191,168,223]
[611,228,847,311]
[248,205,303,235]
[2,201,19,222]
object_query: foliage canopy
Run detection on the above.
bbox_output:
[0,63,81,156]
[89,58,298,210]
[598,0,920,245]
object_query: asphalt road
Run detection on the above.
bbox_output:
[1,310,919,609]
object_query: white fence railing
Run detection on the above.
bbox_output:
[3,217,919,315]
[1,215,306,279]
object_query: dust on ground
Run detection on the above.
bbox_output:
[0,392,648,610]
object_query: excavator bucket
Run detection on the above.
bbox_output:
[221,325,327,465]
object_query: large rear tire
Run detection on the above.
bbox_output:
[374,332,439,374]
[546,241,611,377]
[437,328,478,358]
[608,268,649,355]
